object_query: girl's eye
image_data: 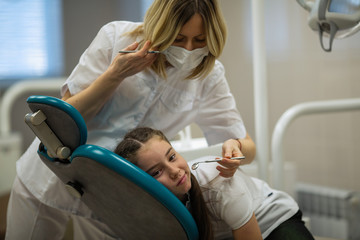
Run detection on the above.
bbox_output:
[151,169,162,178]
[169,153,176,161]
[196,38,206,42]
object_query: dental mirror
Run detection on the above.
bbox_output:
[191,156,245,170]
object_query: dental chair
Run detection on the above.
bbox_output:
[24,95,199,240]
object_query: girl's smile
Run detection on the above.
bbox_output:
[136,137,192,202]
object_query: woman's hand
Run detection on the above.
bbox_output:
[216,133,256,178]
[106,41,158,81]
[62,41,158,122]
[216,139,243,177]
[216,160,241,178]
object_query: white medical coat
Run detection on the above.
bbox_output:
[16,21,247,217]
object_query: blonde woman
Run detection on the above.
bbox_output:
[7,0,256,239]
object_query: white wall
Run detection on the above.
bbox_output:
[217,0,360,191]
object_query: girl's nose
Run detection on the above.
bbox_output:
[169,168,181,180]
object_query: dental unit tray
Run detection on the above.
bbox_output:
[24,95,199,240]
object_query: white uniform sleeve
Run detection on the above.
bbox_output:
[195,61,247,145]
[191,161,255,230]
[61,22,117,97]
[214,176,254,230]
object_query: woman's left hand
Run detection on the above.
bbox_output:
[216,139,243,178]
[216,158,242,178]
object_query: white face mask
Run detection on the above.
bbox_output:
[163,46,209,71]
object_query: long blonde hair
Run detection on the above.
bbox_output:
[129,0,227,80]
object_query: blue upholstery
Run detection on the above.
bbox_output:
[72,144,199,240]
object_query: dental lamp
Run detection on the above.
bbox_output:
[297,0,360,52]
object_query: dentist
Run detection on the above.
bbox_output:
[6,0,256,239]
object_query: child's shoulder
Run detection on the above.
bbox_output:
[188,156,220,186]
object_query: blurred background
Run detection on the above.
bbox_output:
[0,0,359,239]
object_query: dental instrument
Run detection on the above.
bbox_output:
[118,50,160,53]
[191,156,245,170]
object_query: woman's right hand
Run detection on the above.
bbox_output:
[62,41,158,122]
[106,40,158,81]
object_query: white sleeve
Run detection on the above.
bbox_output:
[191,162,255,230]
[195,61,247,145]
[214,173,254,230]
[61,22,116,97]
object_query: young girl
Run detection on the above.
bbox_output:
[114,127,315,240]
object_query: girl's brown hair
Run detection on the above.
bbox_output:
[114,127,214,240]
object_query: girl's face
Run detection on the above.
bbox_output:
[136,137,192,202]
[172,13,207,51]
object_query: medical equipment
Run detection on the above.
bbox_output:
[297,0,360,51]
[24,95,198,240]
[118,50,160,53]
[191,156,245,170]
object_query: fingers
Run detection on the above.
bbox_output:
[217,158,242,169]
[119,41,152,55]
[216,165,237,178]
[111,41,158,79]
[119,41,156,62]
[138,40,152,56]
[138,41,158,66]
[222,142,234,159]
[121,42,139,52]
[122,41,157,61]
[222,139,242,159]
[215,158,242,178]
[120,41,153,55]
